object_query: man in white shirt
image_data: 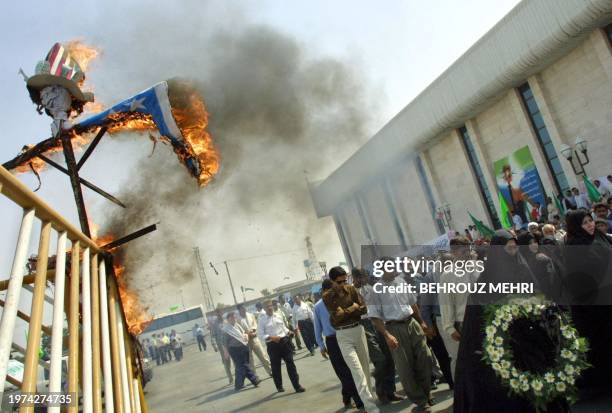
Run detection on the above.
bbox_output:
[368,260,434,413]
[292,295,317,355]
[238,304,272,376]
[258,300,305,393]
[438,238,482,377]
[279,296,303,350]
[572,187,591,210]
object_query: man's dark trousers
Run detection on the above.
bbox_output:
[228,345,258,389]
[297,319,316,352]
[325,335,364,407]
[197,335,207,351]
[362,318,396,398]
[266,337,300,390]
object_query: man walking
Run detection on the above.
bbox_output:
[368,260,434,413]
[314,279,364,410]
[212,309,233,385]
[238,304,272,376]
[352,268,405,404]
[324,267,379,413]
[194,324,207,351]
[258,300,305,393]
[292,295,317,356]
[279,295,303,350]
[224,312,261,391]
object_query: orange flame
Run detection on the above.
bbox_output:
[92,229,152,335]
[66,40,100,74]
[170,85,220,186]
[114,263,153,335]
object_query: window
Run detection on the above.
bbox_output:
[459,127,501,229]
[518,83,569,195]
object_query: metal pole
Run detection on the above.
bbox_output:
[48,230,67,413]
[98,261,114,413]
[116,302,131,413]
[82,248,93,413]
[0,208,35,398]
[61,133,91,237]
[90,254,103,413]
[20,221,52,413]
[123,324,137,413]
[107,275,124,413]
[137,377,148,413]
[224,261,238,305]
[133,379,142,413]
[68,241,81,413]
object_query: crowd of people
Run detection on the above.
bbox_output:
[142,330,184,365]
[204,181,611,412]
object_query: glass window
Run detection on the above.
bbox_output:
[538,128,551,144]
[531,112,545,130]
[518,83,569,194]
[526,98,539,115]
[459,127,501,229]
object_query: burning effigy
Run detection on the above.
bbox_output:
[6,41,220,335]
[12,42,219,186]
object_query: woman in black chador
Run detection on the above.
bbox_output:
[563,209,612,401]
[453,230,566,413]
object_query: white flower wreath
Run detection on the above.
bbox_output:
[482,297,590,412]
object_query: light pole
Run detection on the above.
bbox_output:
[560,137,589,176]
[210,261,238,306]
[436,203,453,231]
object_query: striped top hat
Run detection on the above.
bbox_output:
[26,42,94,105]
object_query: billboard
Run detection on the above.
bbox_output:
[494,145,545,224]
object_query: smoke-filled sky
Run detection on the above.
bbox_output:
[0,0,520,316]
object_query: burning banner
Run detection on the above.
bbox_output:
[75,80,219,185]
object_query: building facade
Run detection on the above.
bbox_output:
[311,0,612,267]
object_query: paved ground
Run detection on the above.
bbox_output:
[145,343,454,413]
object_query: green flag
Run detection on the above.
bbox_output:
[497,191,512,230]
[583,176,601,203]
[554,195,565,217]
[468,212,496,238]
[169,304,180,312]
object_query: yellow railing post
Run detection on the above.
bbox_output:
[68,241,81,413]
[108,275,124,413]
[20,221,52,413]
[91,253,103,413]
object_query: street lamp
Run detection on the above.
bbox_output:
[560,137,589,176]
[436,203,453,230]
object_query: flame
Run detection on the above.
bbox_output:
[114,263,153,335]
[91,228,152,335]
[170,85,220,186]
[66,40,100,74]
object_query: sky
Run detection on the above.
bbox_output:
[0,0,521,320]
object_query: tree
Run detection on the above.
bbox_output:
[260,288,271,297]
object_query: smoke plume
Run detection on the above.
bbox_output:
[88,2,378,308]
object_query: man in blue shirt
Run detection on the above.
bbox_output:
[314,279,363,410]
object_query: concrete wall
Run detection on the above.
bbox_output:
[327,27,612,264]
[536,29,612,180]
[426,130,492,234]
[335,199,368,266]
[360,182,403,246]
